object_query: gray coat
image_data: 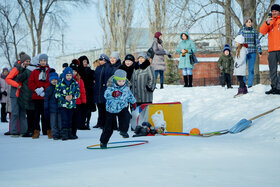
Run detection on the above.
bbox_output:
[131,60,156,103]
[0,77,8,103]
[151,38,167,71]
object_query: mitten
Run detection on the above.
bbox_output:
[219,66,223,71]
[167,54,172,58]
[234,62,239,68]
[40,92,45,97]
[112,90,122,97]
[146,85,153,92]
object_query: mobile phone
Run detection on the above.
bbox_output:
[268,13,272,17]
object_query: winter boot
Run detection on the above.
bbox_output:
[234,87,243,98]
[120,131,129,138]
[183,76,188,87]
[160,83,164,89]
[22,131,33,137]
[100,142,107,149]
[265,87,276,94]
[93,124,102,128]
[47,129,52,139]
[61,128,69,141]
[242,87,248,94]
[188,75,193,87]
[32,130,40,139]
[68,128,76,140]
[4,131,11,135]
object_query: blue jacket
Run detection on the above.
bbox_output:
[104,77,136,113]
[44,84,58,116]
[93,62,112,104]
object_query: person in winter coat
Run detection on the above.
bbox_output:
[71,65,86,138]
[151,32,171,89]
[93,54,111,129]
[238,17,262,88]
[0,68,9,122]
[260,4,280,95]
[77,56,96,130]
[100,69,136,148]
[17,60,36,138]
[109,52,122,77]
[217,44,234,89]
[119,54,136,81]
[6,54,31,136]
[55,67,80,141]
[28,54,51,139]
[4,85,12,135]
[176,31,197,87]
[44,71,61,140]
[131,52,156,106]
[233,35,248,97]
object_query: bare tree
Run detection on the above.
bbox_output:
[147,0,167,38]
[0,2,27,67]
[99,0,134,59]
[17,0,89,56]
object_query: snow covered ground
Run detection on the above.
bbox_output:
[0,84,279,187]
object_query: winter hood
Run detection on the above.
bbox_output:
[180,31,190,40]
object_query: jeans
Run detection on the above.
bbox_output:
[244,53,256,87]
[154,70,164,84]
[182,68,192,76]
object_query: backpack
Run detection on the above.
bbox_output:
[147,47,154,59]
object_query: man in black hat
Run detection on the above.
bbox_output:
[260,4,280,94]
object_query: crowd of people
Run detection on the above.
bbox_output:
[0,4,279,147]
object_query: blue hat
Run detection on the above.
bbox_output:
[223,44,231,52]
[114,69,127,81]
[99,54,110,63]
[110,51,120,60]
[39,54,48,63]
[49,72,58,82]
[137,52,147,60]
[63,67,73,75]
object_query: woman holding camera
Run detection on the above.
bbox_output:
[176,31,197,87]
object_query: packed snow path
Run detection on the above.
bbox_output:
[0,84,279,187]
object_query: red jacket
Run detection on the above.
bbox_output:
[28,66,50,100]
[74,74,86,105]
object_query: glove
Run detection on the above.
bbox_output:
[167,54,172,58]
[35,87,44,96]
[146,85,154,92]
[2,91,7,96]
[112,91,122,98]
[219,66,223,71]
[131,103,136,111]
[234,62,239,68]
[39,92,45,97]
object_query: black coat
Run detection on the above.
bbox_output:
[93,62,112,104]
[80,66,96,111]
[119,62,136,81]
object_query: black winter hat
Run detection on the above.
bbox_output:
[78,55,89,64]
[271,4,280,12]
[62,63,68,68]
[124,54,135,62]
[70,63,78,71]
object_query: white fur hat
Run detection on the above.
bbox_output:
[234,35,245,44]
